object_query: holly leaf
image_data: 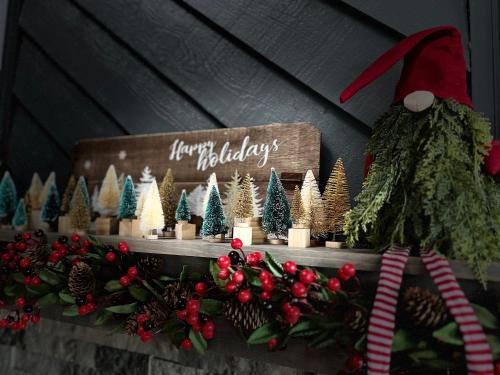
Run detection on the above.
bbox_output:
[241,267,261,287]
[408,350,438,364]
[11,273,25,284]
[95,310,113,326]
[39,269,61,286]
[179,266,189,282]
[105,280,124,292]
[4,283,24,297]
[158,275,175,281]
[432,322,463,345]
[288,321,321,337]
[59,291,75,304]
[63,304,79,317]
[247,322,279,344]
[26,283,51,296]
[209,260,227,287]
[189,330,207,354]
[128,286,150,302]
[264,252,283,277]
[392,329,419,352]
[472,303,498,330]
[37,292,58,308]
[105,302,137,314]
[199,299,223,315]
[309,331,336,348]
[354,334,367,352]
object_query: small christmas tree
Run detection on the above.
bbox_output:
[0,171,18,222]
[202,186,226,238]
[41,183,60,226]
[159,168,176,230]
[301,170,327,239]
[187,185,206,217]
[175,189,191,222]
[117,172,125,192]
[135,190,146,219]
[12,199,27,228]
[98,165,120,216]
[251,179,263,217]
[136,166,155,198]
[140,179,164,237]
[203,173,220,215]
[39,171,56,208]
[290,185,305,225]
[91,185,100,214]
[234,173,254,219]
[262,168,291,239]
[223,170,241,232]
[69,176,91,231]
[60,175,76,215]
[119,176,137,219]
[323,159,351,235]
[28,173,43,210]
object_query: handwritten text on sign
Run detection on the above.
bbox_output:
[169,136,281,171]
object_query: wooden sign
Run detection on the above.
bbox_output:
[72,122,320,196]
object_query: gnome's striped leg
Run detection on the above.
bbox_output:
[420,249,494,375]
[367,246,411,375]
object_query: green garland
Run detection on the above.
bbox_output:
[345,99,500,284]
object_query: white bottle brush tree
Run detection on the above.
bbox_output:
[140,179,164,238]
[136,166,155,198]
[28,172,43,210]
[98,165,120,217]
[187,185,206,217]
[301,170,327,239]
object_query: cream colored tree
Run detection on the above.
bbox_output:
[300,170,327,238]
[28,173,43,210]
[91,185,100,214]
[39,172,56,208]
[117,172,125,192]
[187,185,206,217]
[140,179,164,239]
[223,170,241,233]
[202,173,220,215]
[135,190,146,219]
[98,165,120,216]
[250,177,263,217]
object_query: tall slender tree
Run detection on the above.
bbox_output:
[41,184,60,226]
[223,170,241,232]
[98,165,120,216]
[135,190,146,219]
[28,173,43,210]
[175,189,191,222]
[234,173,254,219]
[323,159,351,235]
[12,199,27,228]
[203,173,220,215]
[60,175,76,215]
[140,179,164,235]
[159,168,176,230]
[119,176,137,219]
[301,170,327,238]
[262,168,291,239]
[290,185,305,225]
[0,171,17,222]
[202,186,226,238]
[69,176,91,231]
[187,185,206,217]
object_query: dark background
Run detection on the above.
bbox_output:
[0,0,499,198]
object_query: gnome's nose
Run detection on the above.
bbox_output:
[403,90,435,112]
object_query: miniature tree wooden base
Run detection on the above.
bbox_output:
[146,229,159,240]
[175,221,196,240]
[58,216,72,234]
[288,228,311,248]
[269,238,285,245]
[14,225,27,232]
[325,241,346,249]
[204,233,225,243]
[233,217,266,246]
[70,229,87,236]
[0,224,12,231]
[95,217,119,235]
[161,229,175,238]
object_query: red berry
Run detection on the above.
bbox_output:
[340,263,356,279]
[260,291,271,300]
[261,280,274,292]
[86,293,94,303]
[30,276,41,286]
[118,241,129,254]
[268,337,278,350]
[23,276,31,285]
[232,270,245,284]
[180,338,192,350]
[186,313,198,326]
[137,326,145,336]
[140,331,154,343]
[15,297,26,309]
[119,275,130,287]
[299,269,316,285]
[78,248,87,256]
[16,242,27,251]
[286,306,301,325]
[283,261,297,275]
[186,299,200,314]
[105,251,116,262]
[194,282,206,295]
[337,269,350,281]
[1,253,10,263]
[259,271,272,283]
[71,258,82,266]
[252,252,262,262]
[217,268,230,280]
[192,323,202,333]
[281,302,292,313]
[0,319,8,328]
[231,238,243,250]
[237,289,252,303]
[246,253,258,266]
[21,313,30,323]
[22,233,31,240]
[136,313,149,325]
[11,322,20,330]
[203,320,215,332]
[6,243,15,251]
[20,258,30,268]
[202,326,214,340]
[19,322,27,331]
[31,315,41,324]
[82,239,91,248]
[291,282,307,298]
[127,266,138,280]
[176,309,187,320]
[71,233,81,243]
[217,255,230,269]
[346,354,364,371]
[225,281,238,294]
[327,277,341,292]
[78,305,90,316]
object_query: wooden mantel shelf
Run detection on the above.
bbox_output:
[1,230,499,282]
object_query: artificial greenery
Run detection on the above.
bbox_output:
[345,99,500,284]
[201,186,226,237]
[262,168,291,238]
[118,176,137,219]
[175,190,191,222]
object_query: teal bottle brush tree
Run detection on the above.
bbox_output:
[201,185,226,242]
[0,171,17,225]
[262,168,291,243]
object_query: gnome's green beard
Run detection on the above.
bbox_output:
[345,99,500,284]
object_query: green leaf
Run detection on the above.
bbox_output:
[105,302,137,314]
[11,273,25,284]
[4,283,24,297]
[189,330,207,354]
[59,291,76,304]
[487,334,500,360]
[95,310,113,326]
[105,280,124,292]
[264,252,283,277]
[26,284,51,296]
[354,334,367,352]
[433,322,463,345]
[247,322,279,344]
[200,299,223,315]
[419,359,456,369]
[209,260,227,287]
[241,267,261,287]
[392,329,419,352]
[472,303,498,330]
[289,321,321,337]
[128,286,150,302]
[39,270,61,286]
[158,275,176,281]
[63,305,79,317]
[308,331,336,348]
[408,350,438,363]
[83,253,101,260]
[179,265,189,282]
[37,292,58,308]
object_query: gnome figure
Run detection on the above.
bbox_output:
[340,26,498,375]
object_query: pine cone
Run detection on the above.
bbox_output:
[345,307,368,333]
[137,255,164,279]
[68,262,96,297]
[144,300,169,328]
[163,282,192,310]
[25,242,49,269]
[124,317,139,336]
[403,287,448,328]
[223,299,269,337]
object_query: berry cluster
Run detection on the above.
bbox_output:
[0,296,41,331]
[134,312,155,342]
[76,293,96,316]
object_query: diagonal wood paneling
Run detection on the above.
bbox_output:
[20,0,221,135]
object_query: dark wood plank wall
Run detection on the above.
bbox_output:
[0,0,498,196]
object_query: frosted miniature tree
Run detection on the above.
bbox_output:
[202,186,226,238]
[251,178,263,217]
[91,185,100,214]
[117,172,125,192]
[28,173,43,210]
[301,170,327,239]
[262,168,291,239]
[202,173,220,215]
[135,190,146,219]
[136,166,155,197]
[60,175,77,215]
[234,173,254,219]
[323,159,351,236]
[140,179,164,235]
[119,176,137,219]
[98,165,120,216]
[69,176,91,231]
[223,170,241,233]
[159,168,176,230]
[0,171,17,222]
[41,184,60,226]
[175,189,191,222]
[12,199,27,228]
[187,185,206,217]
[290,185,306,225]
[39,171,56,208]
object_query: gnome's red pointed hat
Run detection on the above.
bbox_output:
[340,25,472,107]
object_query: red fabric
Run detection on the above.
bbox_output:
[340,26,472,107]
[364,154,375,178]
[485,140,500,176]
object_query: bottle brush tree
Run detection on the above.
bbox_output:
[223,170,241,231]
[159,168,176,230]
[60,175,76,215]
[136,166,155,198]
[250,178,263,217]
[234,173,254,220]
[187,185,206,217]
[39,171,56,208]
[135,190,146,219]
[301,170,327,239]
[140,179,164,235]
[12,199,27,228]
[203,173,220,215]
[91,185,100,215]
[98,165,120,216]
[262,168,291,239]
[41,183,60,226]
[28,172,43,210]
[323,159,351,237]
[202,186,226,238]
[0,171,18,223]
[290,185,306,225]
[69,176,91,231]
[119,176,137,220]
[175,189,191,222]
